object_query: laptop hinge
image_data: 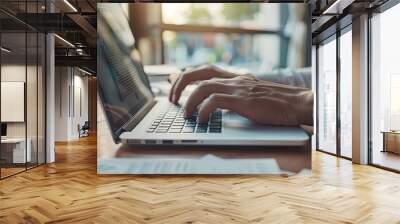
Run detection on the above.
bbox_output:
[121,99,157,132]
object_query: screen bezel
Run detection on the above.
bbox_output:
[97,9,155,143]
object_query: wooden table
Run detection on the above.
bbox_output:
[382,131,400,154]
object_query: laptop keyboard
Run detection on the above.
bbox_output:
[146,105,222,134]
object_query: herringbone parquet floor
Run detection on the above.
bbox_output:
[1,135,400,224]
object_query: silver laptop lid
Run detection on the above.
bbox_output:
[97,4,155,143]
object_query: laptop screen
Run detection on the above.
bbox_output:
[97,5,154,141]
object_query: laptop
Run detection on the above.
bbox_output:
[97,5,309,146]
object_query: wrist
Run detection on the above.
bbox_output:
[294,90,314,126]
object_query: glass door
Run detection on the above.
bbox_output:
[1,31,28,178]
[0,1,47,179]
[339,28,352,158]
[317,36,337,154]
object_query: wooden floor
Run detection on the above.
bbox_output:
[1,135,400,224]
[1,167,26,178]
[372,150,400,171]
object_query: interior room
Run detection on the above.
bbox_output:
[1,0,400,223]
[370,3,400,171]
[0,12,46,178]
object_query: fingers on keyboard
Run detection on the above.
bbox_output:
[148,107,222,133]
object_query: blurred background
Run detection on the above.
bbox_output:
[128,3,311,75]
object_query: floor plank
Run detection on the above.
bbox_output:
[1,135,400,224]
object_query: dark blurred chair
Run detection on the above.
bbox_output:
[79,121,90,138]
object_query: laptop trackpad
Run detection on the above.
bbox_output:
[224,111,260,129]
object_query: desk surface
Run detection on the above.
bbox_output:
[381,131,400,134]
[1,138,27,143]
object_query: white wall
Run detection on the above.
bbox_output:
[71,73,89,139]
[55,67,89,141]
[311,45,316,150]
[55,67,69,141]
[1,65,26,138]
[1,63,46,164]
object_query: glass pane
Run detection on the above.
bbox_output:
[371,4,400,171]
[162,3,281,30]
[38,33,45,165]
[27,31,38,169]
[163,31,280,72]
[340,30,352,158]
[317,38,337,154]
[1,31,27,177]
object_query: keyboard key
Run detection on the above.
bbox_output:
[156,129,168,133]
[210,122,221,126]
[210,126,221,130]
[211,117,222,121]
[187,117,196,122]
[212,121,221,125]
[182,127,195,133]
[161,119,173,122]
[157,126,168,129]
[209,128,221,133]
[210,123,221,127]
[196,127,207,133]
[168,129,181,133]
[158,125,171,128]
[160,122,173,125]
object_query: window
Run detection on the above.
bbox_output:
[160,3,309,73]
[370,3,400,171]
[161,3,280,30]
[317,37,337,154]
[316,26,353,159]
[339,29,352,158]
[162,31,280,71]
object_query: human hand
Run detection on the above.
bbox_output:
[169,64,240,104]
[169,65,313,126]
